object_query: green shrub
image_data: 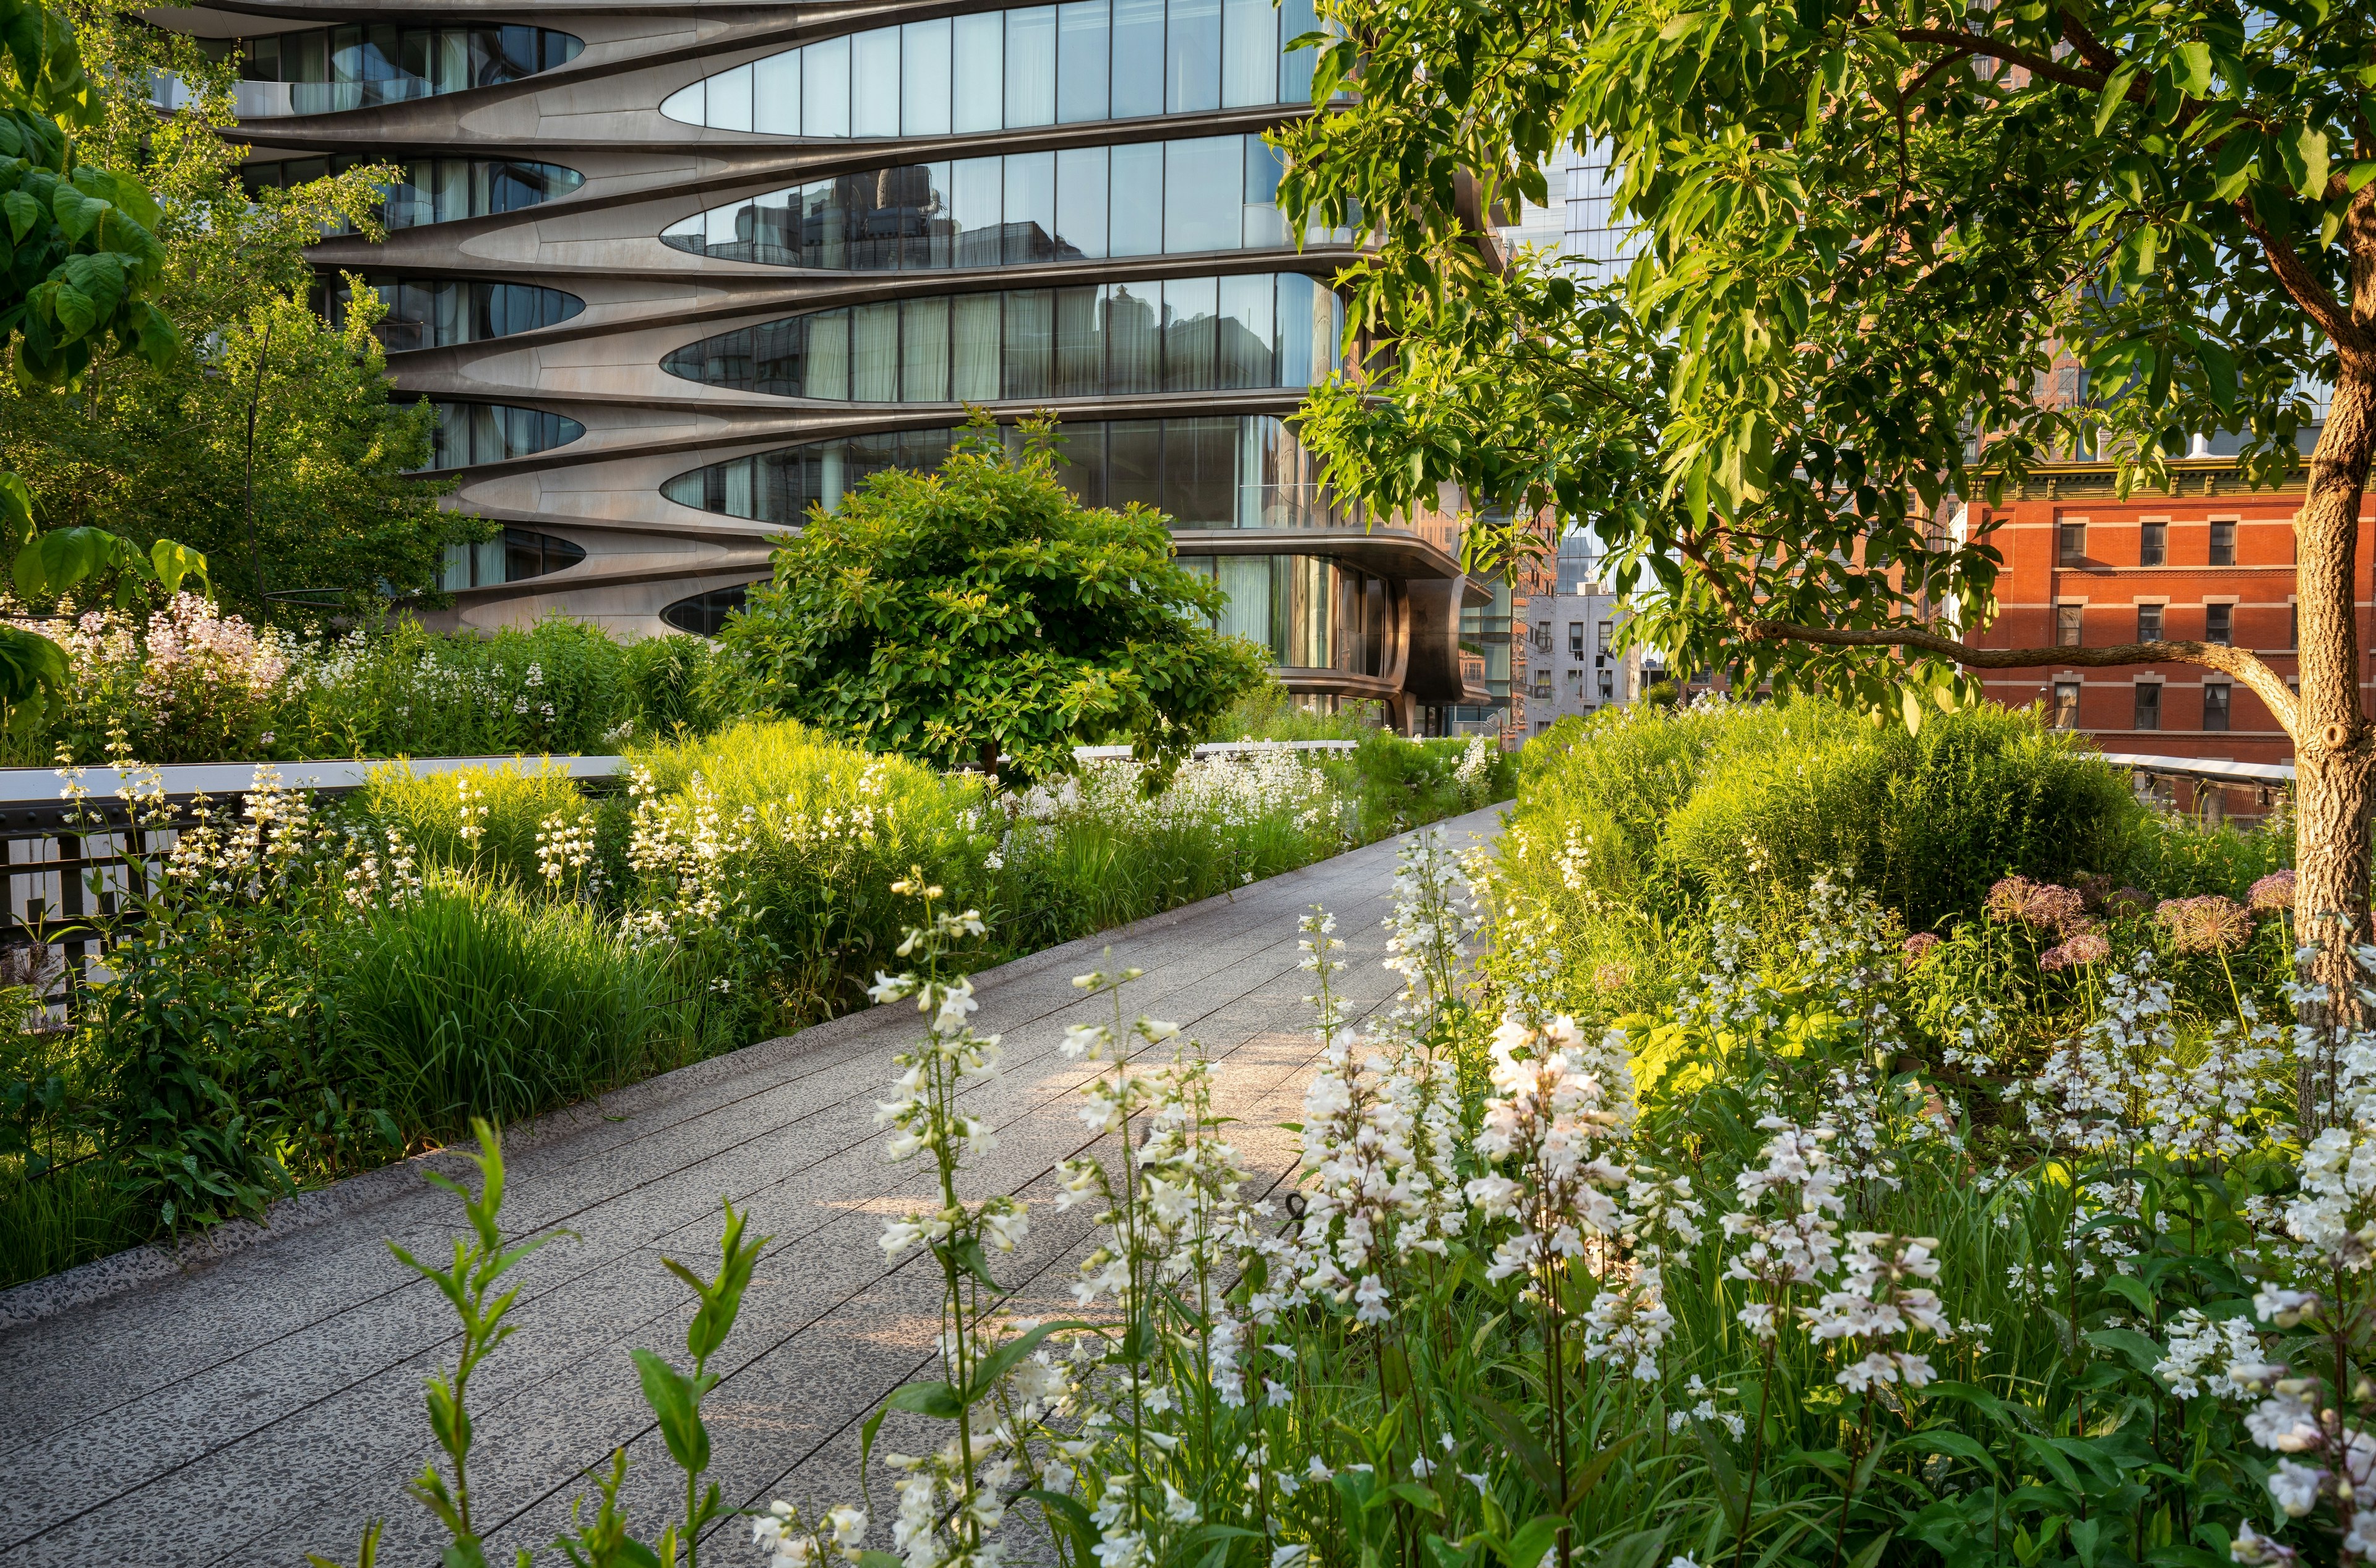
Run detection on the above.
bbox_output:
[330,876,697,1139]
[1209,678,1388,741]
[355,758,602,887]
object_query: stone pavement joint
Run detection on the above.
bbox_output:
[0,806,1504,1567]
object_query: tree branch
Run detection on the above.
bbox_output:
[1892,30,2115,98]
[2234,192,2371,361]
[1741,619,2303,738]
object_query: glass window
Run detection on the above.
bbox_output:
[901,20,951,136]
[1054,286,1101,397]
[850,302,900,399]
[803,35,850,136]
[1243,135,1286,248]
[1005,151,1057,264]
[1220,0,1276,106]
[951,295,1002,400]
[2057,520,2085,564]
[710,62,753,130]
[2133,683,2161,731]
[2209,519,2236,565]
[902,297,952,402]
[1104,282,1160,392]
[2205,603,2232,645]
[1215,273,1273,388]
[1109,140,1163,256]
[1111,0,1165,116]
[755,51,800,133]
[1163,136,1241,252]
[1161,276,1216,392]
[1165,416,1236,524]
[2052,682,2080,728]
[2203,683,2231,732]
[853,28,901,136]
[1108,421,1164,511]
[1058,0,1110,123]
[2135,603,2161,641]
[950,157,1004,267]
[1215,554,1272,652]
[2055,604,2082,646]
[1055,145,1109,259]
[806,311,850,398]
[2139,519,2166,565]
[1276,273,1315,387]
[1166,0,1220,112]
[952,11,1004,131]
[1003,289,1053,398]
[1005,6,1057,127]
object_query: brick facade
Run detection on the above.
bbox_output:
[1966,460,2371,766]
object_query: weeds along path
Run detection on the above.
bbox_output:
[0,804,1506,1568]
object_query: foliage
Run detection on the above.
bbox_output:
[0,722,1505,1288]
[1211,676,1389,742]
[331,876,707,1144]
[1,607,754,765]
[1273,0,2348,725]
[725,416,1271,784]
[0,2,463,623]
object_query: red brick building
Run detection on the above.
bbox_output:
[1966,458,2370,766]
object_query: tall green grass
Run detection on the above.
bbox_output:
[330,877,698,1140]
[358,757,603,885]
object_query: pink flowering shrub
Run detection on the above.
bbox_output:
[40,595,289,764]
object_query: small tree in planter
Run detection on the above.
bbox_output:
[723,415,1270,786]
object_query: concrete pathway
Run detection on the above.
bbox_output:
[0,807,1503,1568]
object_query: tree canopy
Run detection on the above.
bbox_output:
[0,3,468,625]
[722,420,1271,784]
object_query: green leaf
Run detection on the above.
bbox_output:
[2094,65,2138,136]
[630,1348,713,1476]
[2085,1327,2167,1377]
[2171,41,2211,97]
[1499,1516,1565,1568]
[1,187,36,243]
[1388,1481,1444,1515]
[2291,124,2332,197]
[884,1379,966,1421]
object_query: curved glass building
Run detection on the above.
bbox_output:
[167,0,1486,721]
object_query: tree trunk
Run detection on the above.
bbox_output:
[2292,365,2376,1135]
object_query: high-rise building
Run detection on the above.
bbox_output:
[164,0,1489,726]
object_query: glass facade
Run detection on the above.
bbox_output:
[661,585,750,637]
[242,156,583,232]
[226,24,580,116]
[325,277,582,353]
[660,133,1353,270]
[1180,553,1387,674]
[661,415,1350,528]
[660,0,1320,136]
[662,272,1340,401]
[417,403,585,470]
[438,527,588,590]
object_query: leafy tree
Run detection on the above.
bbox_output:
[0,0,206,727]
[0,4,465,624]
[723,418,1270,784]
[1281,0,2376,1114]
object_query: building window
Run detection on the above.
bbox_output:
[2135,603,2162,642]
[2203,683,2231,732]
[2058,521,2086,566]
[661,272,1340,401]
[2056,605,2083,647]
[325,277,583,353]
[416,402,585,471]
[2052,682,2080,729]
[1531,669,1551,699]
[1567,621,1584,658]
[2208,520,2236,566]
[2140,520,2166,566]
[1532,621,1551,652]
[2291,603,2299,647]
[2205,603,2232,645]
[660,0,1324,136]
[1564,668,1583,698]
[1596,619,1612,655]
[1596,669,1614,702]
[439,527,588,591]
[663,414,1349,528]
[244,157,583,232]
[223,24,583,117]
[661,135,1320,271]
[2134,683,2161,731]
[660,583,751,636]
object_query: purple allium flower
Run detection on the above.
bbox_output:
[2039,928,2111,971]
[1902,933,1942,964]
[1984,876,2088,934]
[2156,894,2252,954]
[2249,870,2296,913]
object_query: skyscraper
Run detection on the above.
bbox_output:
[168,0,1487,725]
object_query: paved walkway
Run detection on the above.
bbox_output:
[0,808,1502,1568]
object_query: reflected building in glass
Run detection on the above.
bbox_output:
[165,0,1488,724]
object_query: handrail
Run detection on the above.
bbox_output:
[2094,751,2294,788]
